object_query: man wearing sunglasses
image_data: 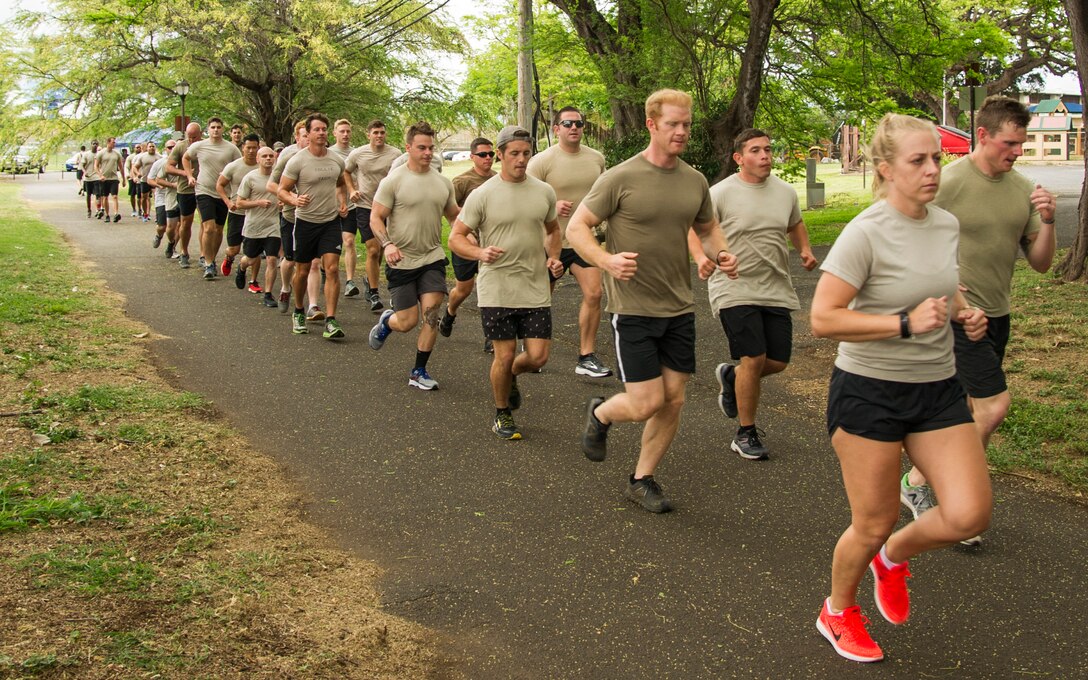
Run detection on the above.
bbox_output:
[440,137,498,351]
[527,107,613,379]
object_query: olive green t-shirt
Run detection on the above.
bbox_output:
[282,148,346,224]
[526,144,605,247]
[459,176,557,308]
[345,144,401,209]
[453,168,496,207]
[238,171,280,239]
[95,150,123,181]
[707,174,803,311]
[820,200,961,382]
[373,166,457,270]
[219,158,258,215]
[581,154,714,317]
[933,156,1042,316]
[169,141,195,194]
[185,139,242,197]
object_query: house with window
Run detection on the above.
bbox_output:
[1021,97,1084,161]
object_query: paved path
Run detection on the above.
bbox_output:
[16,173,1088,678]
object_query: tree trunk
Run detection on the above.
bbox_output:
[708,0,779,181]
[1055,0,1088,281]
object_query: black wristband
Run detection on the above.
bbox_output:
[899,312,912,339]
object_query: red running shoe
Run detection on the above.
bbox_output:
[221,257,233,276]
[870,554,911,625]
[247,282,263,294]
[816,599,883,663]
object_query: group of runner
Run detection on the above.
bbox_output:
[75,91,1056,665]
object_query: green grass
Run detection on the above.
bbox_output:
[0,484,116,532]
[20,542,157,595]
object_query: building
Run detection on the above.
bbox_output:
[1022,99,1084,161]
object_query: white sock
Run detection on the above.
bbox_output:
[879,544,904,569]
[825,598,844,616]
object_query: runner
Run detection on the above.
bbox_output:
[440,136,496,352]
[235,146,282,308]
[527,106,612,378]
[694,128,817,460]
[93,137,125,223]
[367,120,460,390]
[81,140,102,219]
[229,124,244,148]
[216,133,261,285]
[328,119,362,298]
[899,95,1057,547]
[134,142,161,222]
[76,145,86,195]
[276,113,349,340]
[166,123,203,269]
[566,89,738,513]
[449,126,562,439]
[148,140,180,257]
[183,117,242,279]
[810,113,991,663]
[125,143,141,217]
[344,119,402,312]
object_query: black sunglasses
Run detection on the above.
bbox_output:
[558,120,585,128]
[473,151,495,158]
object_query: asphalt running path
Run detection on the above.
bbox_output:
[19,172,1087,678]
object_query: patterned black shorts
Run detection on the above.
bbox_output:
[480,307,552,341]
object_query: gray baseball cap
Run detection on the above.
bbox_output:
[496,125,532,148]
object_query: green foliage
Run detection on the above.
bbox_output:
[20,543,156,594]
[0,485,115,532]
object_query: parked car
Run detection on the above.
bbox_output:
[451,151,472,162]
[442,150,458,161]
[65,154,81,172]
[937,125,971,155]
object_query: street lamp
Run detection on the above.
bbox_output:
[175,80,190,131]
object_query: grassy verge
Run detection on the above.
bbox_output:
[0,182,439,677]
[990,256,1088,493]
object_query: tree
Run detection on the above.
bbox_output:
[1054,0,1088,282]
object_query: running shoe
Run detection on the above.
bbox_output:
[113,214,120,223]
[164,241,175,259]
[438,309,456,337]
[179,254,191,269]
[262,293,278,308]
[492,411,522,440]
[731,427,768,460]
[247,282,262,294]
[899,474,935,520]
[131,210,137,217]
[278,290,291,314]
[153,234,162,248]
[87,211,92,218]
[323,318,345,340]
[816,600,883,663]
[199,256,207,268]
[96,208,104,219]
[959,534,983,547]
[367,290,384,312]
[344,280,360,297]
[203,265,215,281]
[291,311,307,335]
[306,305,325,322]
[624,475,673,513]
[575,353,613,378]
[221,257,233,277]
[508,376,521,410]
[409,367,439,390]
[869,553,911,625]
[715,363,739,418]
[234,267,246,289]
[484,338,494,354]
[369,309,394,350]
[581,396,609,462]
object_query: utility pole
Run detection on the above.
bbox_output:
[517,0,534,136]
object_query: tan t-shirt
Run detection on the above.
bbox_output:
[155,159,179,212]
[185,139,242,197]
[219,158,258,215]
[707,174,803,311]
[81,151,101,181]
[135,152,161,183]
[282,148,345,224]
[95,150,123,181]
[581,154,714,317]
[345,144,402,209]
[527,144,605,247]
[933,156,1042,316]
[271,145,300,222]
[238,172,280,239]
[459,176,558,308]
[820,200,960,382]
[169,141,195,194]
[373,166,457,270]
[453,168,496,206]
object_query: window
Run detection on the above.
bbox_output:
[1046,148,1063,156]
[1026,134,1037,143]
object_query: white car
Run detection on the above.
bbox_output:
[452,151,472,162]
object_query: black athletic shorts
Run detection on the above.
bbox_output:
[339,207,358,234]
[480,307,552,341]
[84,180,101,197]
[196,195,228,225]
[292,217,342,263]
[177,192,197,218]
[165,207,180,219]
[243,236,281,259]
[355,207,376,241]
[451,252,479,282]
[610,313,696,383]
[548,247,593,282]
[155,205,167,227]
[76,169,84,180]
[140,181,152,196]
[126,177,136,195]
[226,212,245,247]
[719,305,793,363]
[953,315,1011,399]
[387,259,448,311]
[101,179,120,197]
[826,367,973,442]
[279,215,295,261]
